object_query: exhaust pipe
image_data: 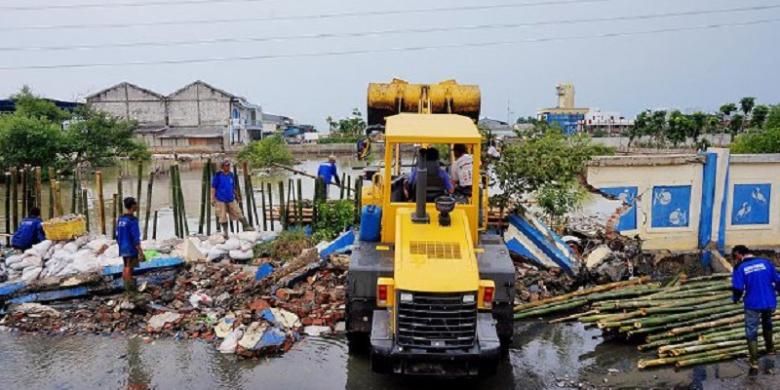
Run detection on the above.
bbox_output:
[412,148,429,224]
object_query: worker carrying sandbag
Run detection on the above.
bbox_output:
[731,245,780,375]
[211,159,253,238]
[11,207,45,251]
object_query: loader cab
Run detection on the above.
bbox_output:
[376,113,483,245]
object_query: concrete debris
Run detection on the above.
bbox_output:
[148,312,183,332]
[11,303,61,317]
[303,325,332,337]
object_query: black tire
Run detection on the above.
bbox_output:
[347,331,370,354]
[370,351,392,374]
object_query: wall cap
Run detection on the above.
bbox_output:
[729,153,780,164]
[588,154,704,167]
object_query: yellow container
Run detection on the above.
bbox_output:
[42,216,87,241]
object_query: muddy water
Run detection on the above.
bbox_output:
[1,321,776,389]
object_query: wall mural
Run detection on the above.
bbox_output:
[600,186,638,231]
[731,183,771,225]
[651,185,692,228]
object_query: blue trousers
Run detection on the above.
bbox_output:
[745,309,774,341]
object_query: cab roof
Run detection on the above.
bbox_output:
[384,113,481,144]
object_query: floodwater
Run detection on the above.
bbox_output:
[1,321,777,389]
[0,157,365,240]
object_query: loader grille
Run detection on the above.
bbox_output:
[396,292,477,351]
[409,241,461,259]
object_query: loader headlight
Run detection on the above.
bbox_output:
[463,294,475,304]
[400,292,413,303]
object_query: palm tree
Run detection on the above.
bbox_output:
[739,97,755,132]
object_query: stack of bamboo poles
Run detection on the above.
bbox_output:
[513,273,768,369]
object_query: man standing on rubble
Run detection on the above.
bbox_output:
[211,159,253,238]
[11,207,45,251]
[731,245,780,375]
[117,197,144,293]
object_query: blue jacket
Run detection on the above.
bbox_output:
[212,171,236,203]
[116,214,141,258]
[732,256,780,310]
[11,217,45,250]
[317,162,339,184]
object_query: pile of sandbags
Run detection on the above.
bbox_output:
[179,231,277,263]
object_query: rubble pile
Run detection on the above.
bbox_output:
[0,232,348,360]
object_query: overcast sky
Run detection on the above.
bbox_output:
[1,0,778,129]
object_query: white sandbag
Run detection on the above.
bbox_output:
[86,238,110,254]
[28,240,53,258]
[141,240,160,251]
[10,255,42,271]
[207,248,227,262]
[63,242,79,253]
[183,238,205,263]
[104,244,119,258]
[217,238,240,252]
[229,249,253,261]
[5,255,24,266]
[21,266,42,282]
[208,234,226,246]
[237,231,261,243]
[74,235,92,248]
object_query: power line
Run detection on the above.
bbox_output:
[2,0,273,11]
[0,0,619,31]
[2,4,777,52]
[1,17,776,71]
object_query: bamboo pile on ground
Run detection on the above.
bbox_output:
[513,273,770,369]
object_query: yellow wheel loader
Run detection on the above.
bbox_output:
[346,79,515,376]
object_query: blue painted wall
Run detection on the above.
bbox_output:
[651,185,692,228]
[600,186,638,231]
[731,184,772,225]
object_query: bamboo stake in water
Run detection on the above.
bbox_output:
[339,173,345,199]
[266,182,274,231]
[112,193,118,239]
[136,160,143,205]
[82,189,90,232]
[296,179,303,226]
[53,180,63,217]
[286,179,293,225]
[170,165,180,238]
[96,171,106,235]
[260,180,267,231]
[34,167,42,209]
[117,173,124,219]
[47,167,55,219]
[242,162,253,227]
[346,176,352,199]
[71,170,78,214]
[198,163,207,234]
[278,181,286,230]
[21,167,28,217]
[143,171,154,240]
[10,168,18,231]
[206,160,212,235]
[4,172,10,245]
[152,209,159,240]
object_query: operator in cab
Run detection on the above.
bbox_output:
[404,147,454,201]
[450,143,473,198]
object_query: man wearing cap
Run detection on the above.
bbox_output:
[316,155,341,200]
[211,159,253,238]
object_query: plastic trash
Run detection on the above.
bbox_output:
[147,312,182,332]
[218,326,245,354]
[214,313,236,338]
[207,248,227,262]
[188,292,213,309]
[254,263,274,281]
[238,322,268,350]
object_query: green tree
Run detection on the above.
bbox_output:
[765,105,780,129]
[667,110,693,147]
[750,105,770,128]
[62,107,146,170]
[238,135,294,168]
[11,86,70,123]
[689,112,708,144]
[739,97,755,132]
[0,115,64,168]
[324,108,365,142]
[731,127,780,154]
[494,127,612,220]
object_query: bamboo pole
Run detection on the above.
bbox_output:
[266,182,274,231]
[354,177,362,224]
[34,167,42,209]
[243,162,253,227]
[178,165,189,236]
[82,189,90,232]
[96,171,106,235]
[70,170,78,214]
[270,162,354,193]
[296,178,303,226]
[21,167,28,217]
[198,163,207,234]
[11,168,18,230]
[54,180,63,217]
[339,173,345,199]
[514,277,650,312]
[152,210,158,240]
[112,193,118,239]
[260,180,267,231]
[117,173,123,219]
[278,181,286,230]
[143,171,154,240]
[136,160,143,205]
[286,179,293,225]
[170,165,180,238]
[47,167,55,219]
[206,160,212,235]
[346,175,352,199]
[4,172,10,245]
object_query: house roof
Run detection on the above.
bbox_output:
[385,114,481,143]
[167,80,236,100]
[85,81,165,100]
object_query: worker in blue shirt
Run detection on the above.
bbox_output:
[316,155,341,200]
[211,159,253,238]
[731,245,780,375]
[116,197,145,294]
[11,207,45,250]
[404,147,454,201]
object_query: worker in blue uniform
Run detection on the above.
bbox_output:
[116,197,145,294]
[316,155,341,200]
[731,245,780,375]
[11,207,45,250]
